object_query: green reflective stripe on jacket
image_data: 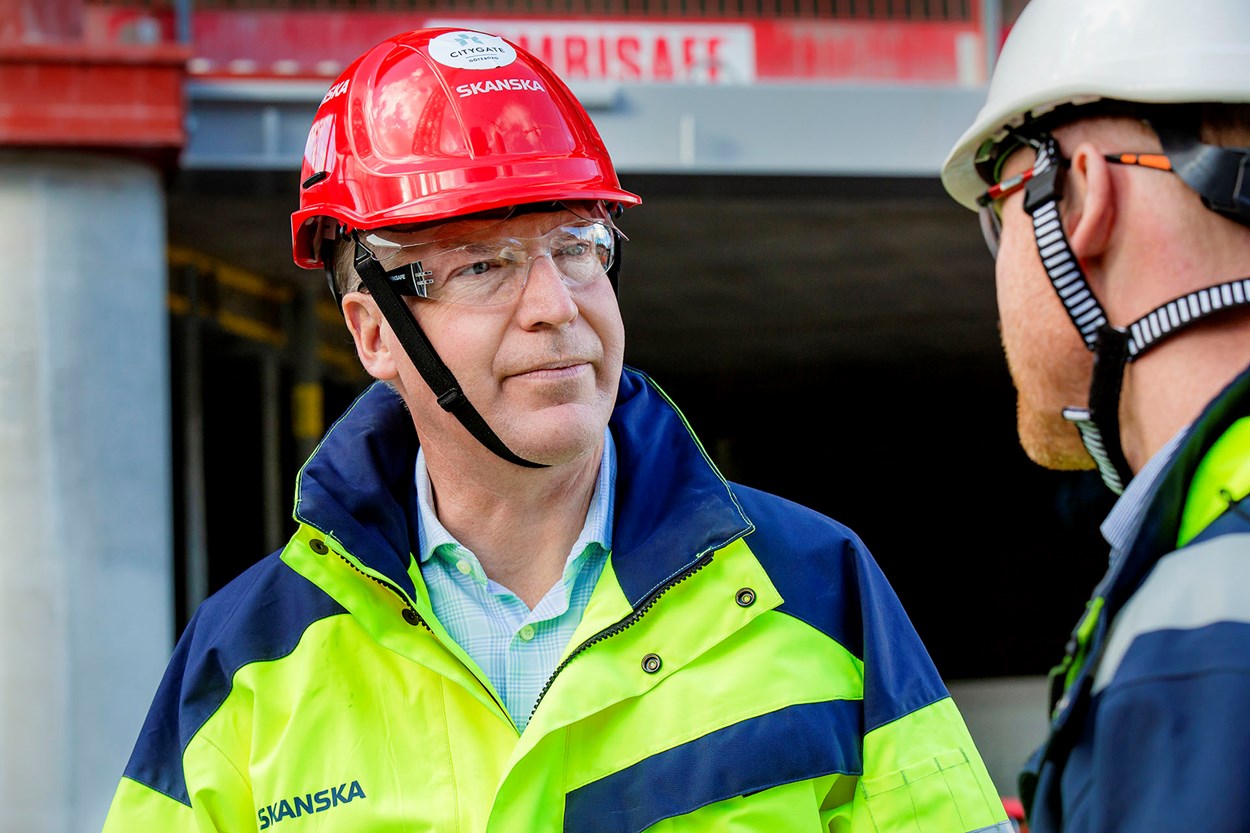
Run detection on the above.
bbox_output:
[1180,416,1250,546]
[853,698,1006,832]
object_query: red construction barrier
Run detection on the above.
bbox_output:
[0,41,189,153]
[80,7,987,85]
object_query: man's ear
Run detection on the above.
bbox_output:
[342,293,399,381]
[1064,142,1116,261]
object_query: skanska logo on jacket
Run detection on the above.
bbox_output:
[257,781,365,828]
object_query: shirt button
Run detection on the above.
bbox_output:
[519,625,536,641]
[456,560,472,575]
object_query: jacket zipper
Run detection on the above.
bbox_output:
[333,551,431,631]
[528,552,714,721]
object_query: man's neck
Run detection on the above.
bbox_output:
[1120,318,1250,472]
[1107,198,1250,472]
[424,443,604,608]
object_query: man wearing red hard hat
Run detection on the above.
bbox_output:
[103,28,1005,832]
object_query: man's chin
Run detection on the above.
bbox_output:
[503,407,610,465]
[1015,400,1105,470]
[1023,443,1098,472]
[1017,410,1097,472]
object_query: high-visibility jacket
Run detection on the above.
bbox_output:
[1021,364,1250,833]
[103,367,1008,833]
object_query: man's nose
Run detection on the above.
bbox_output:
[516,251,578,323]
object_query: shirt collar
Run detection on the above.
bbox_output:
[1101,423,1189,562]
[415,428,616,568]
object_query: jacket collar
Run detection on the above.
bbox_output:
[294,368,752,610]
[607,367,753,606]
[1107,361,1250,614]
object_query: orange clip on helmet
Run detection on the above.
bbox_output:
[291,27,641,269]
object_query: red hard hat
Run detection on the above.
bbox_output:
[291,27,641,269]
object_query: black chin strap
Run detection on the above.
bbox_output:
[352,238,547,469]
[1061,326,1132,494]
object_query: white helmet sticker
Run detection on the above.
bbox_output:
[428,31,517,70]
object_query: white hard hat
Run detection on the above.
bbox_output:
[941,0,1250,210]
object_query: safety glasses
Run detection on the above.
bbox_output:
[976,135,1173,259]
[356,218,618,307]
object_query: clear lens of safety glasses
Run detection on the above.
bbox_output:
[975,158,1041,261]
[973,131,1048,261]
[978,204,1002,260]
[362,220,616,307]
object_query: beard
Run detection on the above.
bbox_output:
[999,315,1098,471]
[1014,396,1097,471]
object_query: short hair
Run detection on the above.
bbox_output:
[329,234,358,299]
[1198,103,1250,148]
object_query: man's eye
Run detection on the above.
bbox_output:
[448,260,497,280]
[555,240,590,258]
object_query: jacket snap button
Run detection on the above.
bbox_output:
[309,539,329,555]
[402,608,421,626]
[641,653,662,674]
[736,587,756,607]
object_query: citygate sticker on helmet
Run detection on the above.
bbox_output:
[290,27,640,270]
[427,30,517,70]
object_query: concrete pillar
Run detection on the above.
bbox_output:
[0,151,173,833]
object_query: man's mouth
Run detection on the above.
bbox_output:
[509,360,589,380]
